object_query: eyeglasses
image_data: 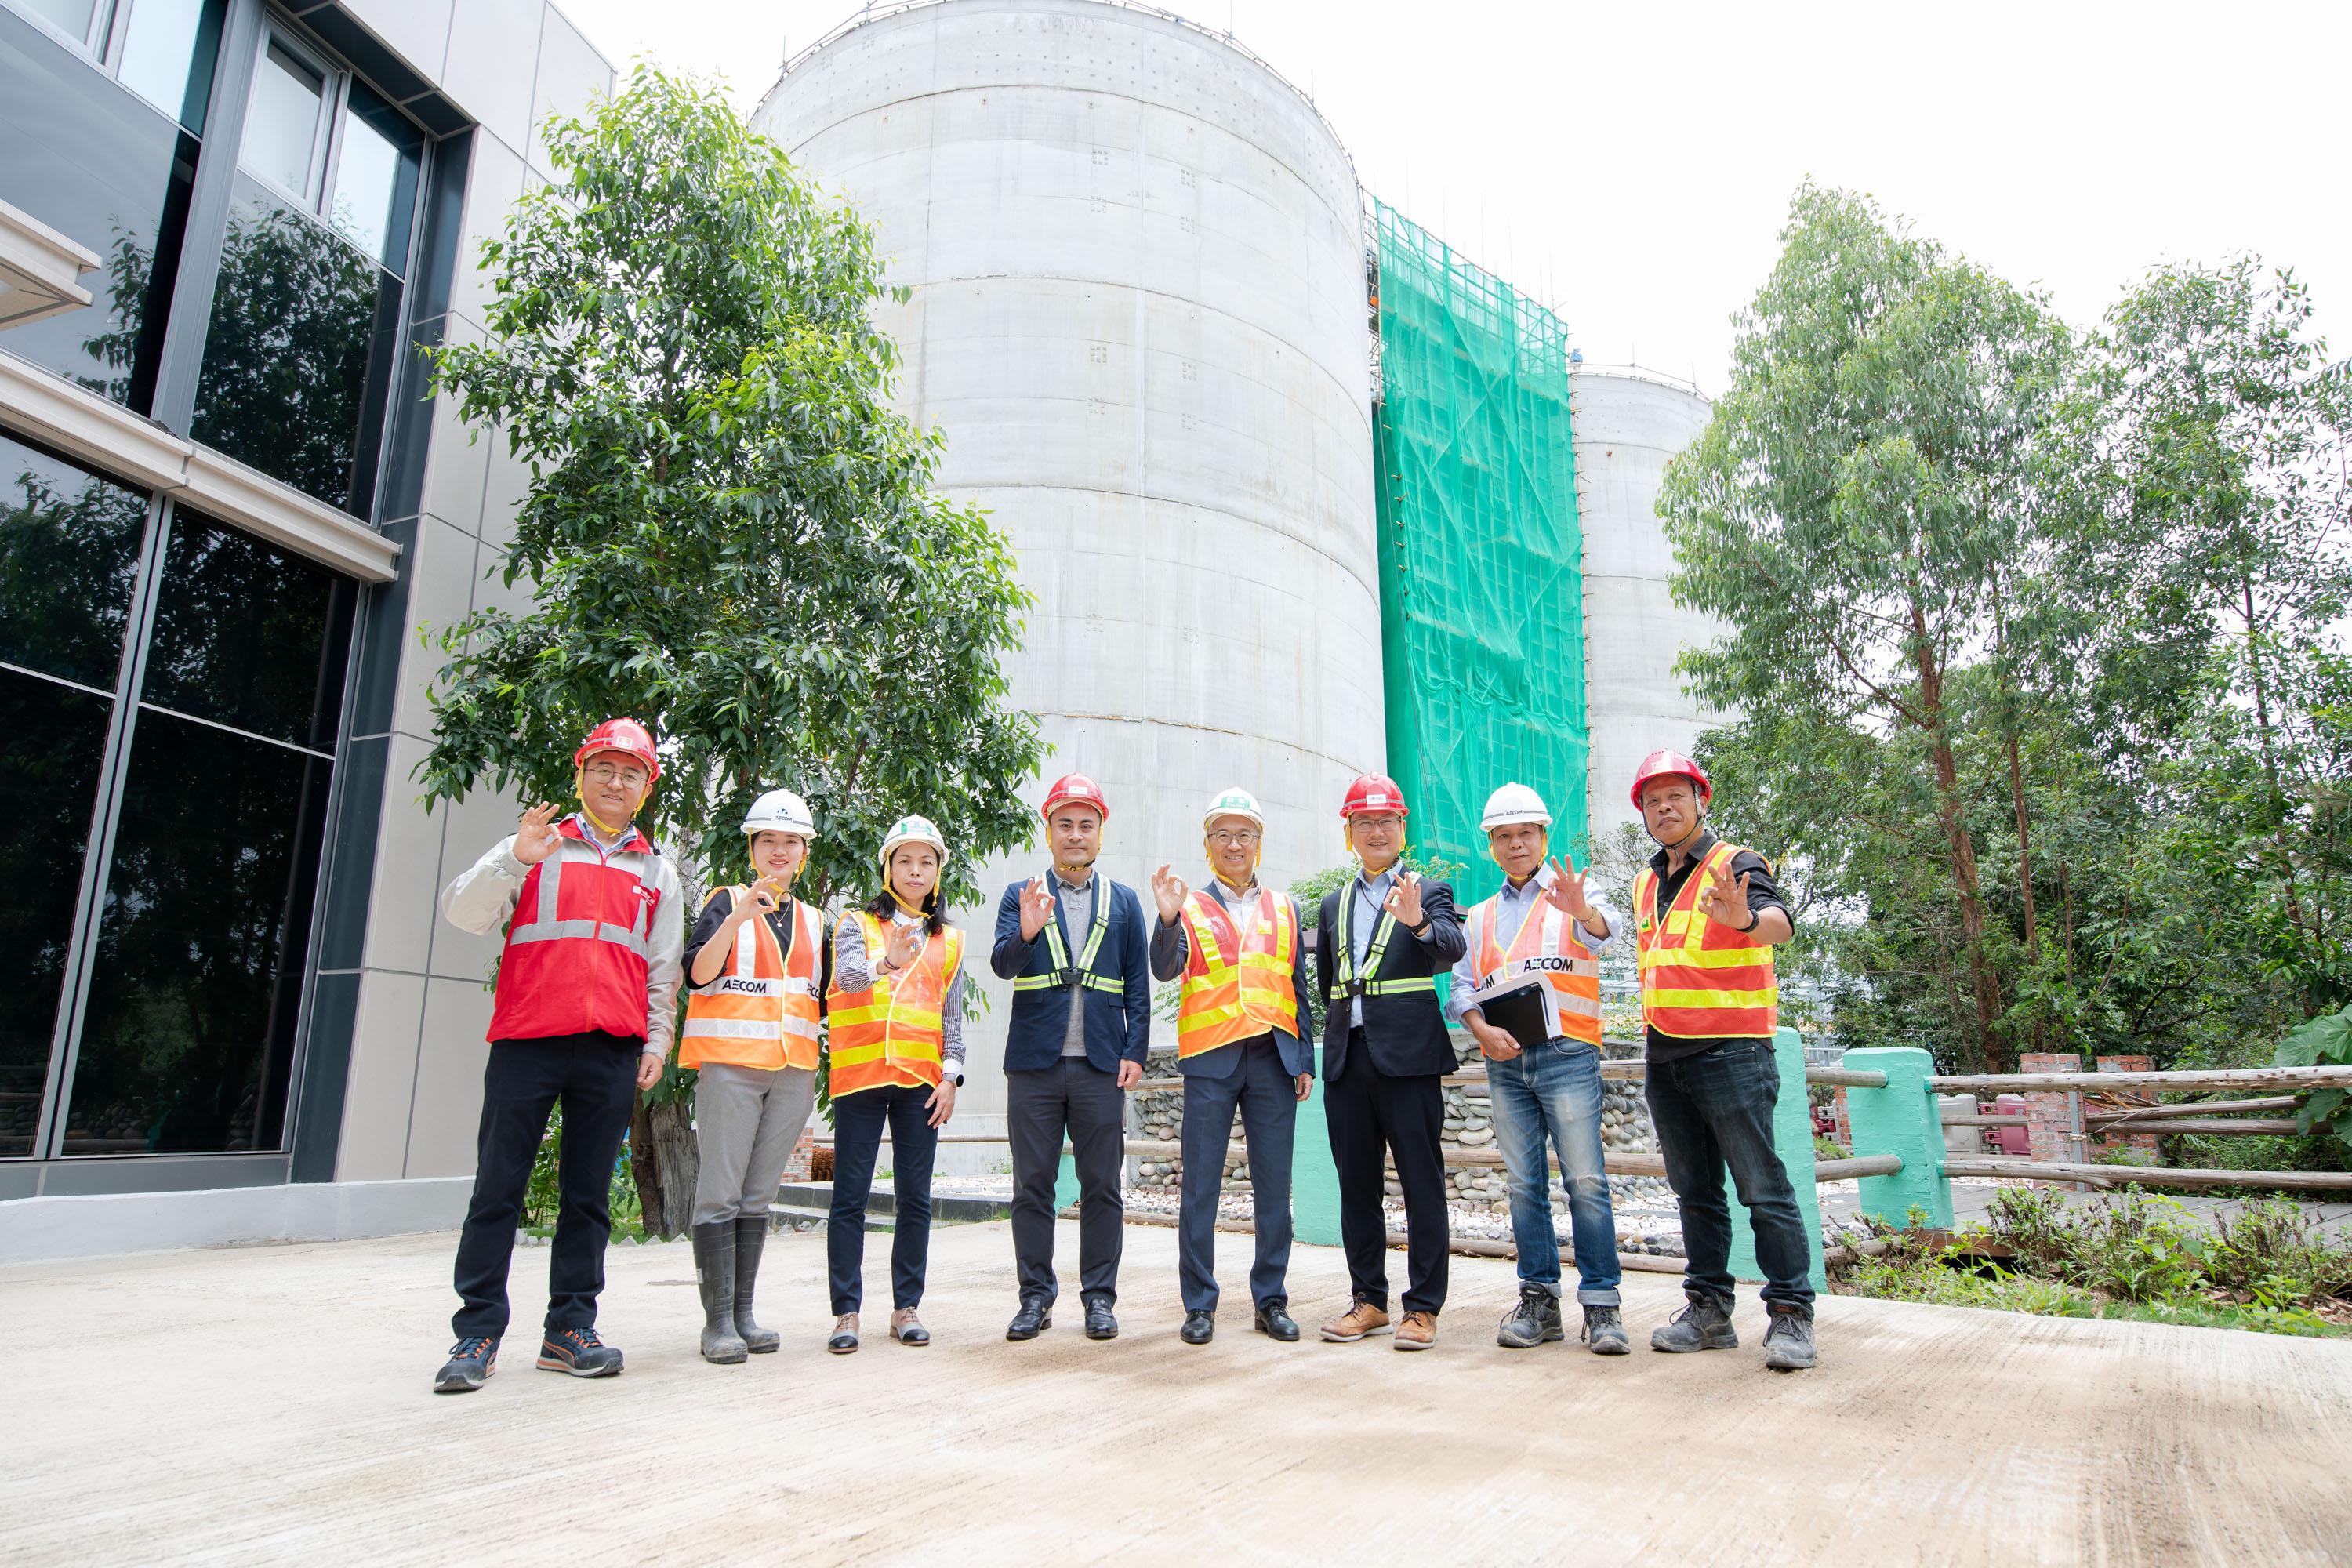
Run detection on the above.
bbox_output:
[1207,829,1261,846]
[583,762,648,789]
[1352,814,1404,830]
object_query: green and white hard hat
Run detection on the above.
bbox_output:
[1202,786,1265,833]
[877,813,949,868]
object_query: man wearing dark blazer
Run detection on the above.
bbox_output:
[1314,774,1468,1350]
[989,774,1152,1342]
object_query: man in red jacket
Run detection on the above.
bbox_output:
[431,719,685,1393]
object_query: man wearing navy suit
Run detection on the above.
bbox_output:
[1314,775,1467,1351]
[989,773,1152,1342]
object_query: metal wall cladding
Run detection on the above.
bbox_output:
[1571,368,1719,842]
[753,0,1383,1099]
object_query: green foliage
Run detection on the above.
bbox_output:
[1668,186,2352,1074]
[416,64,1044,922]
[2277,1005,2352,1146]
[1812,1133,1848,1161]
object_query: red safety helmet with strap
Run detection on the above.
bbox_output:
[1629,749,1710,811]
[1339,772,1408,819]
[575,717,662,785]
[1041,772,1108,822]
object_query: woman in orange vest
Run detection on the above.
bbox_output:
[677,789,829,1364]
[822,814,967,1353]
[1627,750,1813,1373]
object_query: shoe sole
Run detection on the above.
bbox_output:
[535,1356,622,1377]
[1319,1324,1392,1342]
[1086,1325,1119,1340]
[1393,1335,1436,1351]
[742,1341,780,1355]
[892,1333,930,1346]
[1254,1327,1300,1341]
[828,1340,858,1355]
[1005,1317,1051,1341]
[1766,1359,1816,1372]
[1496,1326,1565,1348]
[1585,1339,1632,1356]
[1649,1334,1740,1353]
[433,1365,493,1394]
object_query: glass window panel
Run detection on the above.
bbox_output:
[328,82,421,274]
[63,708,330,1156]
[0,668,113,1159]
[0,7,201,410]
[16,0,98,44]
[141,510,354,749]
[190,173,404,515]
[240,35,324,200]
[0,430,149,690]
[115,0,223,135]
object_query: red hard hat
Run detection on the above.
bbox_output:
[1041,771,1107,822]
[575,717,661,785]
[1630,748,1709,810]
[1340,772,1409,819]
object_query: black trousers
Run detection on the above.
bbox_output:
[451,1034,641,1338]
[1324,1030,1449,1315]
[1007,1058,1127,1307]
[826,1083,939,1315]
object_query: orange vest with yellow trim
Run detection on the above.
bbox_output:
[825,911,965,1095]
[1175,887,1299,1058]
[1632,840,1778,1040]
[1465,886,1604,1047]
[679,889,822,1072]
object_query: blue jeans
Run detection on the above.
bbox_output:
[1644,1039,1815,1315]
[826,1083,939,1315]
[1485,1038,1621,1305]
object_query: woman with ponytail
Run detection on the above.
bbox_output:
[821,814,967,1352]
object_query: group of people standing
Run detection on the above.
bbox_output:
[430,718,1820,1395]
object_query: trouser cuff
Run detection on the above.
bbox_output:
[1573,1287,1623,1307]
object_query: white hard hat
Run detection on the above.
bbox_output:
[877,813,949,868]
[741,788,815,840]
[1480,782,1553,832]
[1202,786,1265,833]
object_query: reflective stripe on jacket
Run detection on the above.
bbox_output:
[477,819,678,1046]
[1632,839,1778,1040]
[1465,891,1603,1046]
[826,911,966,1094]
[680,891,823,1071]
[1176,887,1299,1058]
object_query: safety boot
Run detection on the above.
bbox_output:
[1650,1293,1738,1353]
[732,1217,779,1353]
[691,1221,747,1364]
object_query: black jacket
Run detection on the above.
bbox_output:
[1315,875,1466,1080]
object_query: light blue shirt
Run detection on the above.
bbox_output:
[1342,866,1441,1030]
[1446,866,1617,1027]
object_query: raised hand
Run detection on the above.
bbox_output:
[1151,862,1189,925]
[1697,869,1755,932]
[883,916,927,971]
[514,802,562,865]
[1543,854,1595,922]
[747,876,784,916]
[1383,869,1425,929]
[1018,874,1058,941]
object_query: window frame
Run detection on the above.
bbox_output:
[237,21,340,213]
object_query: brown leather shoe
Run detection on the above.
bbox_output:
[1394,1311,1437,1351]
[1319,1299,1392,1341]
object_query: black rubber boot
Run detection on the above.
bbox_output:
[733,1217,779,1354]
[692,1222,748,1364]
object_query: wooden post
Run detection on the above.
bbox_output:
[2018,1052,2086,1192]
[1726,1028,1826,1290]
[1842,1045,1952,1229]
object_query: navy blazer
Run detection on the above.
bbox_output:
[1316,877,1466,1080]
[990,873,1153,1073]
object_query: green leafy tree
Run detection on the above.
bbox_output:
[416,67,1044,1235]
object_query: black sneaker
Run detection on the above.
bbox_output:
[1762,1307,1817,1371]
[537,1326,624,1377]
[1497,1285,1563,1348]
[434,1334,499,1393]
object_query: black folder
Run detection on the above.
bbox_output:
[1477,978,1553,1050]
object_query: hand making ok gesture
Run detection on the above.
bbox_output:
[1151,862,1189,925]
[1017,874,1058,942]
[1542,854,1596,924]
[513,801,562,865]
[1381,869,1425,929]
[1696,868,1757,933]
[882,915,927,971]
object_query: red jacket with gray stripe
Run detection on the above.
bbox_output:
[441,816,686,1051]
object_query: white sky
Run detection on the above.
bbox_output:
[554,0,2352,394]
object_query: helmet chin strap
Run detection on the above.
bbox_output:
[575,769,633,836]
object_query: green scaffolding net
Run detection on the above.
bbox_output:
[1371,199,1587,905]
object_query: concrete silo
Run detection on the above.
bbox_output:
[752,1,1383,1128]
[1573,366,1722,842]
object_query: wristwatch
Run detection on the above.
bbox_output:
[942,1069,965,1088]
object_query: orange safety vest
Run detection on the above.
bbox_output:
[679,889,823,1072]
[1465,884,1604,1047]
[1632,840,1778,1040]
[825,911,965,1096]
[1175,887,1300,1058]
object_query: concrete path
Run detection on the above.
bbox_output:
[5,1221,2349,1566]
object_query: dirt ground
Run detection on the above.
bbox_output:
[6,1218,2349,1566]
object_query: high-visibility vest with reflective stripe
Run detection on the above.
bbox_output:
[825,911,964,1095]
[1176,887,1299,1058]
[1325,879,1432,1003]
[1011,880,1123,997]
[679,890,822,1072]
[1465,885,1603,1047]
[490,818,665,1044]
[1633,840,1778,1040]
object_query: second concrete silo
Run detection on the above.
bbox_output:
[752,1,1383,1116]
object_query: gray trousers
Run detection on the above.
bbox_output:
[1007,1058,1127,1307]
[691,1062,817,1226]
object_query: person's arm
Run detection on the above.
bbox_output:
[1313,892,1335,1000]
[939,960,967,1083]
[1290,896,1317,1060]
[1578,895,1621,953]
[441,834,528,935]
[684,888,739,989]
[1725,851,1795,945]
[641,857,685,1058]
[1149,910,1188,982]
[833,911,877,993]
[989,882,1032,979]
[1414,880,1468,966]
[1119,887,1151,1065]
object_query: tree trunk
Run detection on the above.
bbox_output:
[629,1096,699,1240]
[1911,615,2009,1073]
[1991,573,2043,1054]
